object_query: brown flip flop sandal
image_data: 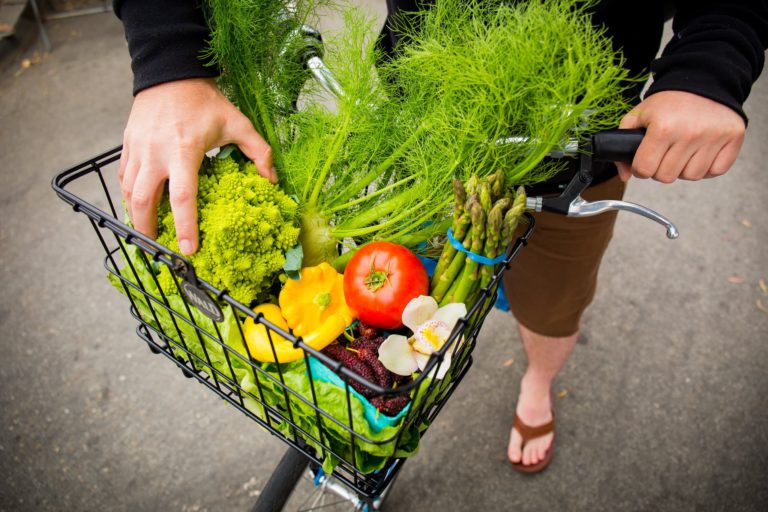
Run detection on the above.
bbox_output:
[509,408,556,474]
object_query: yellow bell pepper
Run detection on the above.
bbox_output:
[243,304,295,363]
[243,264,356,364]
[279,261,356,345]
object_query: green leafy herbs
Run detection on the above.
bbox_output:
[205,0,328,172]
[205,0,632,268]
[386,0,633,183]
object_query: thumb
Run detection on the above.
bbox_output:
[224,113,277,183]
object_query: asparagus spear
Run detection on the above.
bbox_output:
[431,179,470,287]
[488,169,506,201]
[441,272,463,305]
[464,175,479,197]
[432,224,475,302]
[490,197,512,216]
[478,179,493,213]
[450,200,487,304]
[430,211,470,289]
[479,197,510,290]
[453,178,467,218]
[432,193,481,299]
[501,187,527,245]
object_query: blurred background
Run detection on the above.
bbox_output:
[1,1,766,511]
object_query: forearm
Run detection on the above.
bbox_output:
[113,0,217,95]
[646,0,768,122]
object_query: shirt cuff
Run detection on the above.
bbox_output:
[116,0,219,95]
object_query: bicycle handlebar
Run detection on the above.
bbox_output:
[592,128,646,162]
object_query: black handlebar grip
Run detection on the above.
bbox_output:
[592,128,646,162]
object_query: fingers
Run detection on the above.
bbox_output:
[117,78,277,260]
[616,108,641,182]
[629,123,673,180]
[167,152,202,255]
[706,137,743,178]
[119,152,141,220]
[655,140,698,183]
[120,143,203,254]
[619,104,676,181]
[615,162,632,182]
[615,91,746,184]
[679,144,719,181]
[633,131,726,183]
[118,145,129,188]
[224,112,278,183]
[129,163,165,240]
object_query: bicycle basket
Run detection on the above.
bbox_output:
[52,147,535,499]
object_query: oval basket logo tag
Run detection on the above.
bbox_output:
[180,281,224,322]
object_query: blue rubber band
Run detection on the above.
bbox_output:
[446,228,506,266]
[313,467,325,487]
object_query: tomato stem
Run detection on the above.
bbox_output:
[364,259,390,293]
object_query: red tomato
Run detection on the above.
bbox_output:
[343,242,429,330]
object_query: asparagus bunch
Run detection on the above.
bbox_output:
[430,171,526,308]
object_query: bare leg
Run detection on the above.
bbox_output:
[508,322,578,466]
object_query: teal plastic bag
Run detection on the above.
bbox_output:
[307,356,410,433]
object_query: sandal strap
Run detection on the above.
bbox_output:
[513,412,555,442]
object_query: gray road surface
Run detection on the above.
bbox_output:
[1,4,767,512]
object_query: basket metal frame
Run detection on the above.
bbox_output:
[52,146,535,499]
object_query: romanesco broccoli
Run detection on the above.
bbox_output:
[155,155,300,305]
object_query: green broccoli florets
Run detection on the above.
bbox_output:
[156,154,300,305]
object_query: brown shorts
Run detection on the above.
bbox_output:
[503,175,626,337]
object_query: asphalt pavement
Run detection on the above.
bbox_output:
[1,4,767,512]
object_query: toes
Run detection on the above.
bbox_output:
[531,445,544,464]
[508,429,523,463]
[539,444,549,460]
[528,444,540,465]
[519,435,553,467]
[522,445,532,466]
[510,429,554,467]
[533,435,552,465]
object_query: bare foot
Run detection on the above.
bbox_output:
[508,375,554,467]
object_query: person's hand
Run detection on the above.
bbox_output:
[118,78,277,255]
[616,91,746,183]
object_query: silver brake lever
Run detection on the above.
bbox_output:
[569,197,679,239]
[528,196,679,239]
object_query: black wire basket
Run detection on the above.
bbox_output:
[52,146,535,499]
